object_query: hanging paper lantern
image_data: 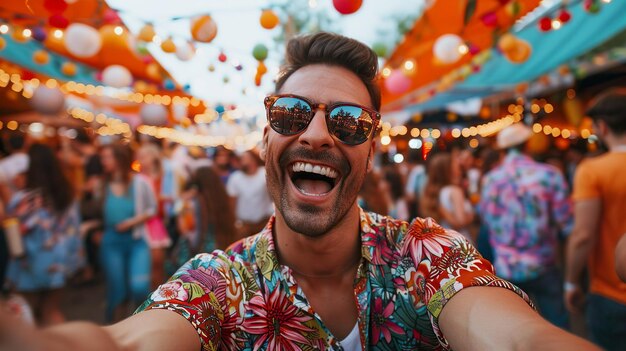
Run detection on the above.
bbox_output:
[433,34,464,64]
[102,65,133,88]
[372,42,388,58]
[48,14,69,29]
[146,63,161,80]
[333,0,363,15]
[64,23,101,58]
[384,69,412,95]
[218,52,227,63]
[497,33,518,53]
[503,38,532,63]
[138,24,155,42]
[480,11,498,28]
[11,27,29,42]
[175,42,195,61]
[255,61,268,86]
[103,9,121,24]
[223,76,230,84]
[558,9,572,23]
[172,103,188,121]
[0,37,5,51]
[505,1,523,18]
[252,44,268,61]
[215,104,225,114]
[44,0,68,14]
[190,15,217,43]
[234,64,243,71]
[163,79,176,90]
[260,9,280,29]
[135,42,150,56]
[140,104,168,126]
[31,86,65,115]
[61,62,77,76]
[468,43,480,55]
[208,64,215,72]
[539,17,552,31]
[32,27,47,42]
[584,0,601,13]
[33,50,50,65]
[161,37,176,53]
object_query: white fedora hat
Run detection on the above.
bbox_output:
[497,123,533,149]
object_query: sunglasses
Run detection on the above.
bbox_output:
[264,94,381,145]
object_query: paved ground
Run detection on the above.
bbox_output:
[60,278,107,324]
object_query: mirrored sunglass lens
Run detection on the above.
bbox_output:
[269,97,312,134]
[328,105,373,144]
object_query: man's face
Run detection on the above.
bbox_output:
[262,64,375,237]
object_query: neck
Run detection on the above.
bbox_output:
[607,134,626,151]
[274,204,362,279]
[245,166,258,175]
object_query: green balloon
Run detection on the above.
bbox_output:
[372,42,388,58]
[252,44,269,61]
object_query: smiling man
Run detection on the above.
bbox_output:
[0,32,597,351]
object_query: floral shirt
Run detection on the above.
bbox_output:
[479,151,573,282]
[136,209,531,350]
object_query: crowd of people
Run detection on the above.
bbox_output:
[0,32,623,350]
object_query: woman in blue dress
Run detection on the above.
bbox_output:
[6,143,82,326]
[99,143,157,322]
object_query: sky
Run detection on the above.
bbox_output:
[107,0,425,116]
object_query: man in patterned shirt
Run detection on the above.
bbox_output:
[0,33,596,351]
[479,123,573,329]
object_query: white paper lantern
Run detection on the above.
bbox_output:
[433,34,463,64]
[64,23,102,58]
[175,42,195,61]
[30,86,65,115]
[171,103,188,121]
[102,65,133,88]
[140,104,168,126]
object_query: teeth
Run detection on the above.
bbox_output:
[291,162,338,179]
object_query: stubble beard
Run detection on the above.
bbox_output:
[265,148,366,238]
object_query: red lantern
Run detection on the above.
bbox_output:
[332,0,363,15]
[558,9,571,23]
[44,0,68,14]
[48,14,69,29]
[480,11,498,28]
[539,17,552,31]
[218,52,227,63]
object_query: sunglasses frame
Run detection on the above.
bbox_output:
[264,93,381,145]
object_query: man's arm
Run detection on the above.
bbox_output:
[616,233,626,282]
[564,199,601,312]
[439,287,599,351]
[1,309,200,351]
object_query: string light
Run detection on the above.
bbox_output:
[0,24,9,34]
[53,29,64,39]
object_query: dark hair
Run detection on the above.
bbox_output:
[384,167,405,201]
[101,143,134,185]
[7,132,26,152]
[27,143,73,213]
[421,153,453,221]
[586,88,626,135]
[275,32,381,111]
[192,166,237,249]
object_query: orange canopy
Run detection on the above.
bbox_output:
[382,0,541,109]
[0,0,168,83]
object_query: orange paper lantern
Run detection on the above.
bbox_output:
[190,15,217,43]
[260,9,280,29]
[33,50,50,65]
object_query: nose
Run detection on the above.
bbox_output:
[298,109,335,150]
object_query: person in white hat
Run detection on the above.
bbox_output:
[479,122,573,329]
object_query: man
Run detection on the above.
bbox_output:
[479,123,572,329]
[0,33,596,351]
[213,145,235,184]
[565,89,626,350]
[227,149,274,238]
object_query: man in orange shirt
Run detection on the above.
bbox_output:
[566,89,626,351]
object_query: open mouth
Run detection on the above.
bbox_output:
[289,161,339,196]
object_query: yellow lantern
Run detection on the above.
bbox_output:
[161,37,176,53]
[138,24,156,42]
[33,50,50,65]
[61,62,77,76]
[190,15,217,43]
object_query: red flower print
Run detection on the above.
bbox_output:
[362,230,395,265]
[401,217,456,265]
[242,285,314,351]
[371,297,404,344]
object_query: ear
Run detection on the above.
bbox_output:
[366,138,376,173]
[260,125,269,162]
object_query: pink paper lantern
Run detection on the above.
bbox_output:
[385,69,412,95]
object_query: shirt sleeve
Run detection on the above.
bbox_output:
[134,251,238,350]
[572,161,600,200]
[402,217,533,349]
